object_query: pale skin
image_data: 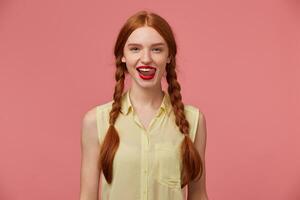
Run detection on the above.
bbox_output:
[80,26,208,200]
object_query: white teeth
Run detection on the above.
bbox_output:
[139,68,151,72]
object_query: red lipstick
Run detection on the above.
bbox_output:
[136,65,156,80]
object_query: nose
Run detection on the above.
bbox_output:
[140,49,152,64]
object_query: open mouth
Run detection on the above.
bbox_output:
[136,66,156,80]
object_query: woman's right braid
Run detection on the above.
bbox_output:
[99,65,125,184]
[109,65,126,125]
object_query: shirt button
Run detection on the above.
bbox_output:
[144,170,147,174]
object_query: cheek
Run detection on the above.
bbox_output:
[126,62,136,70]
[155,55,169,65]
[125,61,137,74]
[160,67,167,76]
[124,55,138,66]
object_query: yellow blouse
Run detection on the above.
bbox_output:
[96,89,200,200]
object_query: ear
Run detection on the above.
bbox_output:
[167,57,171,63]
[121,56,126,63]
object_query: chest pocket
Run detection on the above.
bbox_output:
[154,143,182,189]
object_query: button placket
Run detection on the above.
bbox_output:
[141,130,149,199]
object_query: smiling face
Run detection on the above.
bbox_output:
[122,26,170,89]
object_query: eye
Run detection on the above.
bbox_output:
[130,47,139,51]
[153,48,162,52]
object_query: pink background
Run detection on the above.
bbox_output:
[0,0,299,199]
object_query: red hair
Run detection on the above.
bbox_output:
[98,10,203,188]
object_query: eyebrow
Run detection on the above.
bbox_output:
[127,42,166,47]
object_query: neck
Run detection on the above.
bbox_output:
[129,83,164,110]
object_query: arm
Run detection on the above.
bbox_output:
[188,111,209,200]
[80,107,101,200]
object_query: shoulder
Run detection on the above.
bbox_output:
[81,106,99,146]
[94,101,114,125]
[183,104,206,142]
[184,104,207,156]
[81,100,112,143]
[96,100,113,112]
[184,104,205,121]
[184,104,200,114]
[184,104,205,122]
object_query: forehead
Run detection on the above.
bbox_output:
[125,26,166,45]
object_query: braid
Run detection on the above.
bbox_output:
[110,66,126,125]
[99,64,126,183]
[166,63,203,188]
[166,65,189,134]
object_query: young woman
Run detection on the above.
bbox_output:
[80,10,208,200]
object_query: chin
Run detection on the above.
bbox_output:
[136,81,157,88]
[129,70,162,88]
[134,78,161,89]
